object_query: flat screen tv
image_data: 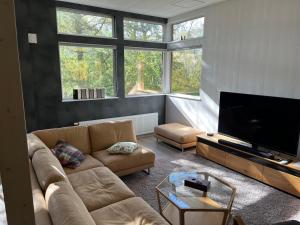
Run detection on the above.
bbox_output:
[218,92,300,156]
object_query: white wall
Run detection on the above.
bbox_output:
[166,0,300,156]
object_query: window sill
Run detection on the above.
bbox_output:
[125,93,165,98]
[62,97,119,102]
[167,93,201,101]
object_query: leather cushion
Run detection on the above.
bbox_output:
[92,146,155,173]
[155,123,202,144]
[33,126,91,154]
[88,120,137,152]
[27,133,49,158]
[63,155,104,175]
[32,148,68,191]
[90,197,169,225]
[67,167,135,211]
[46,181,96,225]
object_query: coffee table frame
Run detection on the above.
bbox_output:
[156,172,236,225]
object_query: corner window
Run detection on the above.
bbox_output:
[124,19,163,42]
[56,8,113,38]
[125,49,164,96]
[171,48,202,96]
[59,44,115,99]
[173,17,205,41]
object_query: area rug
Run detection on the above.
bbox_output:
[121,135,300,225]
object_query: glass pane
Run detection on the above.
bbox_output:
[171,48,202,96]
[124,19,163,42]
[59,44,115,99]
[57,8,113,38]
[173,17,205,41]
[125,49,163,96]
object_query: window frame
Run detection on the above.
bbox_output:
[56,7,115,39]
[58,42,117,100]
[124,47,166,97]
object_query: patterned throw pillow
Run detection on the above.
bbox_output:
[51,140,86,169]
[107,142,138,154]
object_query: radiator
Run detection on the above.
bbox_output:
[77,113,159,135]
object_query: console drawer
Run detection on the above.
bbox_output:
[196,143,226,165]
[226,153,263,181]
[263,167,300,197]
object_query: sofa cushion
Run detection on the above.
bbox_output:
[88,120,137,152]
[29,160,53,225]
[90,197,169,225]
[33,126,91,154]
[63,155,104,175]
[67,167,135,211]
[32,148,68,191]
[155,123,203,144]
[45,181,96,225]
[92,146,155,173]
[27,133,49,158]
[52,140,86,169]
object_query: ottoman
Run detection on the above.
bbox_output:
[154,123,203,152]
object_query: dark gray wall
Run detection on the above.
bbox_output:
[14,0,166,132]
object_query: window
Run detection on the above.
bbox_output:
[173,17,205,41]
[171,49,202,96]
[59,44,115,99]
[125,49,163,96]
[124,19,163,42]
[56,8,113,38]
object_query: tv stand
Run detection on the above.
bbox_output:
[218,139,275,159]
[197,133,300,197]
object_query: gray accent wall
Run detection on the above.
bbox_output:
[14,0,166,132]
[166,0,300,157]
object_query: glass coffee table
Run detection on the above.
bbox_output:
[156,171,236,225]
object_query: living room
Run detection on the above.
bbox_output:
[1,0,300,225]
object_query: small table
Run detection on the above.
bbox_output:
[156,171,236,225]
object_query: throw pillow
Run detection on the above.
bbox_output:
[52,140,86,169]
[107,142,138,154]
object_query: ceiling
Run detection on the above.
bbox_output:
[60,0,227,18]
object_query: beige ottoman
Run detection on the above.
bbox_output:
[154,123,203,152]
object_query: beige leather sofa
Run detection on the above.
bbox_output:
[27,120,168,225]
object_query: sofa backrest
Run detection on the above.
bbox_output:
[32,148,69,191]
[33,126,91,154]
[29,160,53,225]
[45,181,96,225]
[88,120,137,152]
[27,133,49,158]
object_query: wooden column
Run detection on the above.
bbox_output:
[0,0,35,225]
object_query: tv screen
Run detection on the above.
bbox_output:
[218,92,300,156]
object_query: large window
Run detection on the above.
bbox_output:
[125,49,163,96]
[124,19,163,42]
[171,49,202,96]
[173,17,205,41]
[57,8,113,38]
[59,44,115,99]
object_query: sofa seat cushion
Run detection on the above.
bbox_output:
[46,181,96,225]
[90,197,169,225]
[32,148,69,191]
[63,155,104,175]
[155,123,203,144]
[67,167,135,211]
[92,146,155,173]
[88,120,137,151]
[33,126,91,154]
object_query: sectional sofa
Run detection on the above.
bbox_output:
[26,120,168,225]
